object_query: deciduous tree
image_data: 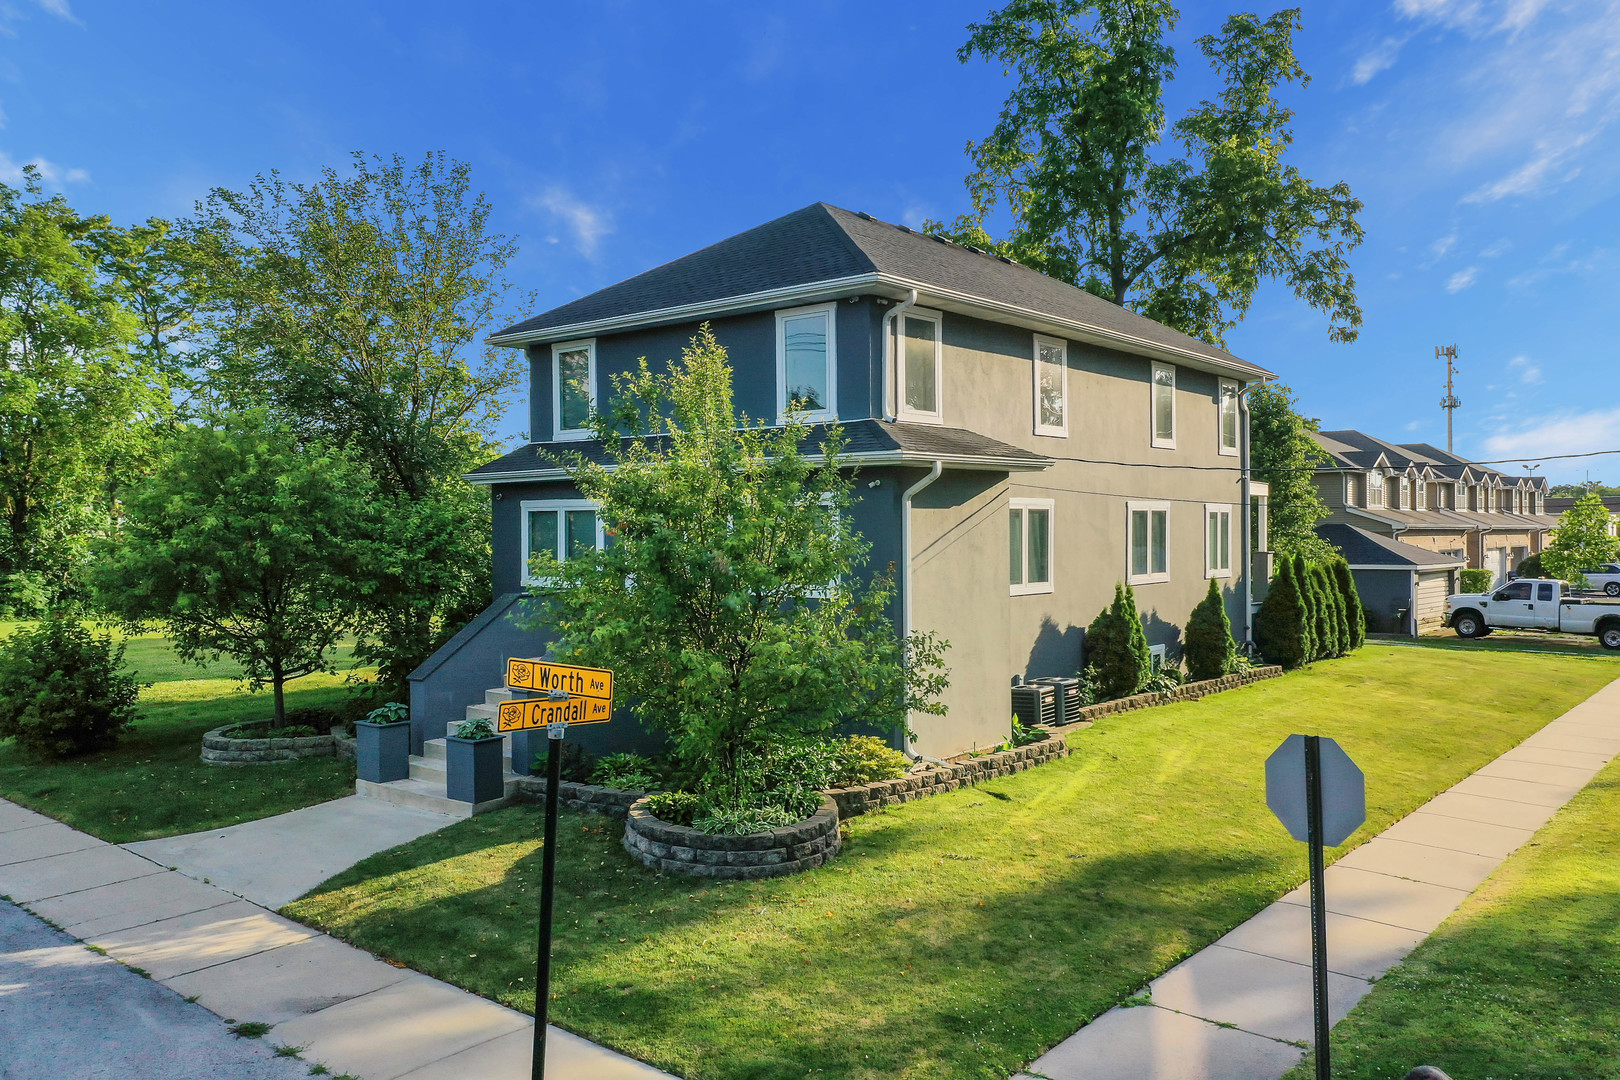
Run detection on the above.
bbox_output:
[1542,491,1620,585]
[1249,382,1333,560]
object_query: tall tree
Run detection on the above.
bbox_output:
[1541,491,1620,586]
[934,1,1363,346]
[1249,381,1333,561]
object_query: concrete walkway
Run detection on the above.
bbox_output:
[0,798,673,1080]
[1020,677,1620,1080]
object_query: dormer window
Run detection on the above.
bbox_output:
[900,308,943,423]
[776,303,837,421]
[552,339,597,442]
[1368,470,1385,507]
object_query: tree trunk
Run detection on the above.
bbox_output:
[271,666,286,730]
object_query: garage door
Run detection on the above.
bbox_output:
[1415,570,1453,628]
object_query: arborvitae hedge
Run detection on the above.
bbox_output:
[1085,583,1142,700]
[1291,554,1318,662]
[1334,560,1366,650]
[1256,557,1308,669]
[1184,578,1236,681]
[1314,564,1344,658]
[1120,581,1152,691]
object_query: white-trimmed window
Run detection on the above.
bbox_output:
[1148,643,1168,673]
[1218,379,1239,456]
[1369,470,1385,507]
[520,499,604,586]
[1151,362,1176,448]
[1009,497,1054,595]
[899,308,943,422]
[1415,481,1427,511]
[1205,504,1232,578]
[776,303,837,421]
[1127,500,1170,585]
[552,339,596,441]
[1033,334,1067,437]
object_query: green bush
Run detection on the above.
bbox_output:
[0,617,144,758]
[589,753,662,791]
[453,717,495,740]
[1314,564,1345,658]
[1183,578,1236,681]
[692,804,800,836]
[1460,568,1494,593]
[642,790,701,826]
[1009,716,1048,746]
[1333,561,1366,651]
[1120,582,1152,691]
[1256,558,1308,669]
[1516,553,1545,579]
[286,705,342,731]
[828,735,910,786]
[1085,583,1146,700]
[361,702,408,725]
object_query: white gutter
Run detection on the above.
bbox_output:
[880,288,919,422]
[900,459,943,759]
[1239,384,1255,644]
[1408,570,1420,637]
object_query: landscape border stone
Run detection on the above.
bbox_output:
[1066,665,1282,722]
[198,724,343,766]
[621,795,841,880]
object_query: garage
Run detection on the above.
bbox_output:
[1317,523,1467,636]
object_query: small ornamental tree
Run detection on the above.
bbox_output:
[95,412,370,728]
[1119,581,1152,689]
[1542,491,1620,586]
[1256,557,1307,669]
[525,327,948,812]
[0,616,144,757]
[1183,578,1236,682]
[1333,560,1366,651]
[1085,583,1141,700]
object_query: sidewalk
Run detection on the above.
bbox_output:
[1019,677,1620,1080]
[0,797,672,1080]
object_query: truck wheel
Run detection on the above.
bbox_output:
[1606,582,1620,597]
[1600,624,1620,651]
[1454,612,1487,639]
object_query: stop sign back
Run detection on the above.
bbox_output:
[1265,734,1366,847]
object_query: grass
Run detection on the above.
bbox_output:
[283,645,1618,1080]
[0,622,363,843]
[1283,754,1620,1080]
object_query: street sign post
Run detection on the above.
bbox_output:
[1266,734,1366,1080]
[507,659,615,1080]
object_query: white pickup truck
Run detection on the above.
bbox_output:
[1447,579,1620,649]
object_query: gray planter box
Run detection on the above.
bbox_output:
[507,728,545,777]
[356,720,411,783]
[447,735,506,804]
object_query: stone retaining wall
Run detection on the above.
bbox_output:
[827,734,1070,820]
[199,724,343,765]
[1067,665,1283,722]
[510,777,644,819]
[622,795,840,880]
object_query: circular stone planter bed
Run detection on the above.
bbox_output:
[622,795,841,880]
[199,723,348,765]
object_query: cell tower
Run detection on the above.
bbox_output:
[1437,345,1461,453]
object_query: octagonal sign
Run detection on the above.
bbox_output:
[1265,734,1366,847]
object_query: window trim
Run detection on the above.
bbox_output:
[775,302,838,423]
[1150,362,1177,449]
[551,339,597,442]
[1217,378,1239,457]
[1204,503,1233,579]
[1032,333,1068,438]
[519,498,605,587]
[896,306,944,424]
[1127,499,1172,586]
[1009,496,1055,596]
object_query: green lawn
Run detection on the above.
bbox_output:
[283,645,1618,1080]
[0,623,362,843]
[1283,755,1620,1080]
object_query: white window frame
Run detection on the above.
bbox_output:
[1150,362,1177,449]
[519,498,605,587]
[1415,481,1427,511]
[1127,500,1171,586]
[551,339,597,442]
[775,303,838,423]
[1032,334,1068,438]
[1148,643,1168,673]
[1009,497,1055,596]
[805,493,841,599]
[897,306,944,424]
[1217,378,1239,457]
[1204,503,1233,579]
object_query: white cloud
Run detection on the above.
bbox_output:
[1483,407,1620,462]
[526,186,612,260]
[1446,266,1479,291]
[1507,355,1544,383]
[1353,37,1407,84]
[1430,233,1457,258]
[0,151,89,185]
[1405,419,1424,431]
[1478,237,1512,257]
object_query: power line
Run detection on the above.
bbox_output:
[1040,447,1620,476]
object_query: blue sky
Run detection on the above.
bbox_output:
[6,0,1618,482]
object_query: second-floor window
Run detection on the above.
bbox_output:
[777,304,837,421]
[1151,362,1176,448]
[1218,379,1239,456]
[1368,471,1385,507]
[552,340,596,441]
[900,309,943,422]
[522,499,604,586]
[1033,335,1067,436]
[1127,500,1170,585]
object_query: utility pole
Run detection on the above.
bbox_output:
[1437,345,1461,453]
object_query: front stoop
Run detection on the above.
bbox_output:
[353,687,521,817]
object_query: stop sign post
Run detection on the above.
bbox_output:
[1266,734,1366,1080]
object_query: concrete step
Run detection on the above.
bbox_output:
[423,736,515,765]
[485,687,516,705]
[409,747,525,789]
[354,777,507,818]
[464,702,499,721]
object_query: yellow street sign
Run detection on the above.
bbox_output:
[497,695,612,732]
[506,658,613,702]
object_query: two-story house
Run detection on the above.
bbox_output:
[1544,494,1620,539]
[408,204,1275,760]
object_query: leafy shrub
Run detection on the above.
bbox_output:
[285,705,341,732]
[1183,578,1236,681]
[529,740,596,782]
[219,723,321,739]
[1231,651,1256,675]
[1256,558,1308,669]
[589,753,662,791]
[692,804,799,836]
[1516,553,1545,579]
[453,717,496,740]
[1142,665,1185,695]
[643,790,701,826]
[361,702,408,725]
[1073,667,1105,706]
[1460,568,1493,593]
[1009,716,1048,747]
[827,735,910,786]
[0,617,144,758]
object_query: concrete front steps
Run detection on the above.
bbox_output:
[354,687,527,818]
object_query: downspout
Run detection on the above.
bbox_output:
[901,459,943,761]
[1408,570,1420,637]
[1239,385,1254,645]
[880,289,919,422]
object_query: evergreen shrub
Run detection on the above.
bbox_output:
[1256,559,1308,669]
[1184,578,1237,681]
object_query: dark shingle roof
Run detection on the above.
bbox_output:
[1314,431,1547,490]
[490,203,1269,378]
[465,419,1052,483]
[1546,496,1620,513]
[1316,523,1466,568]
